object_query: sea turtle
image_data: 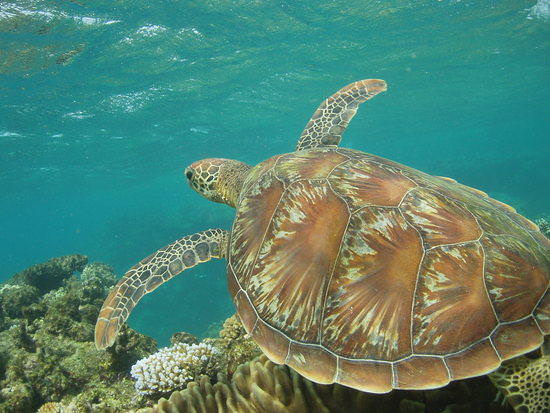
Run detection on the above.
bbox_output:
[95,79,549,411]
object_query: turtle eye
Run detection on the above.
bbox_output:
[185,170,193,180]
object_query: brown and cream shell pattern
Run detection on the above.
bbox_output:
[227,146,549,393]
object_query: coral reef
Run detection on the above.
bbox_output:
[130,315,261,397]
[215,314,261,375]
[0,256,156,412]
[141,354,511,413]
[170,332,199,345]
[131,342,222,395]
[7,254,87,293]
[37,401,65,413]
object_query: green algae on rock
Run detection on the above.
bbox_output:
[0,284,41,319]
[170,332,199,346]
[215,314,262,375]
[7,254,88,294]
[0,256,156,412]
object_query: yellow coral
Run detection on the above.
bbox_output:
[215,314,261,374]
[37,402,65,413]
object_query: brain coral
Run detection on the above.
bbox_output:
[131,342,222,395]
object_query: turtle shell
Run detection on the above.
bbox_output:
[227,147,550,392]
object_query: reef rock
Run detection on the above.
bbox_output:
[170,332,199,346]
[215,314,261,375]
[7,254,88,293]
[0,256,156,412]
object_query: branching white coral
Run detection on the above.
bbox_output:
[130,342,220,395]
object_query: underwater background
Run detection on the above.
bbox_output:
[1,0,549,347]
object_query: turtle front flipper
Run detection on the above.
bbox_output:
[488,354,550,412]
[296,79,387,151]
[94,228,229,350]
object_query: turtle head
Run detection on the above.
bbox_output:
[184,158,251,207]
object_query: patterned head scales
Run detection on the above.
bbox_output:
[184,158,229,204]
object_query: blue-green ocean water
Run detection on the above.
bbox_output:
[1,0,549,346]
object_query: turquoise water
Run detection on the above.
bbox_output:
[1,0,549,346]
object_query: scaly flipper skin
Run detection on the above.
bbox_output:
[95,228,229,350]
[489,354,550,413]
[296,79,387,151]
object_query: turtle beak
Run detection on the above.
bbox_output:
[184,167,197,192]
[184,167,194,182]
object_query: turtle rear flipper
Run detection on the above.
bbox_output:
[489,354,550,413]
[94,228,229,350]
[296,79,387,151]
